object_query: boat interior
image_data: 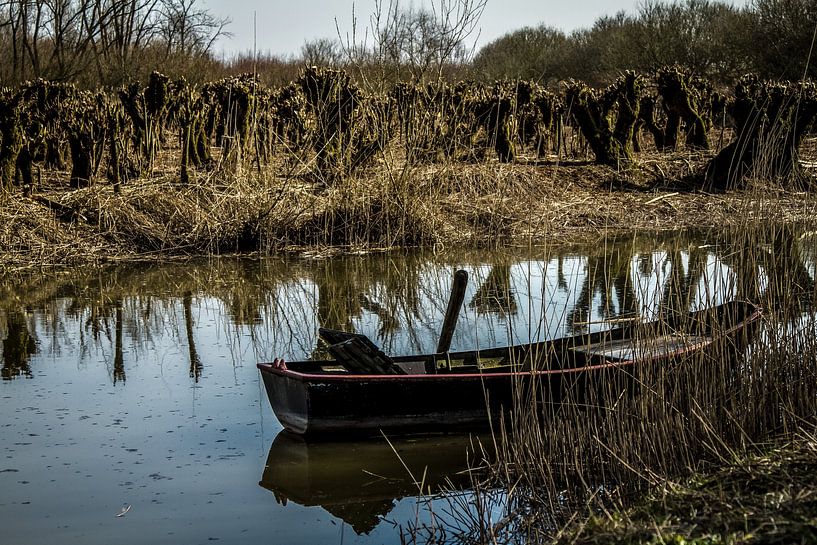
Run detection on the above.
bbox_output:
[260,301,756,377]
[280,315,725,376]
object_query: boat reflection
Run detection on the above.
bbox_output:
[259,431,491,535]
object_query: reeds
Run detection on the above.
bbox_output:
[427,229,817,544]
[5,151,817,272]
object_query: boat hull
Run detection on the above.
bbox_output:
[259,361,641,435]
[260,370,515,435]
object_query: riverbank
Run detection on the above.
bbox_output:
[2,151,816,272]
[555,434,817,545]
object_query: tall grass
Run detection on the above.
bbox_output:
[415,233,817,542]
[3,68,817,273]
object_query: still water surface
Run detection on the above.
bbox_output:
[2,229,814,544]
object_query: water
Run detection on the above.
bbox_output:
[1,229,815,544]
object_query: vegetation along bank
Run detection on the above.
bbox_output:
[1,66,816,271]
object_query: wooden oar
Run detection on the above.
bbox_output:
[431,269,468,373]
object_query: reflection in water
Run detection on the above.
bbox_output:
[1,311,37,380]
[1,227,816,545]
[469,264,518,316]
[358,294,400,337]
[0,228,815,382]
[259,431,488,535]
[315,260,363,334]
[183,291,202,381]
[566,245,640,333]
[113,300,125,384]
[730,225,816,306]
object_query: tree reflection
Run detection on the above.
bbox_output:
[183,291,202,382]
[313,260,365,334]
[222,264,266,325]
[358,294,399,337]
[307,254,429,353]
[1,311,37,380]
[717,225,816,308]
[0,228,814,383]
[567,243,639,333]
[660,245,707,317]
[114,300,125,384]
[469,264,518,317]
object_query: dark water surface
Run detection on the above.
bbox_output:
[2,229,814,544]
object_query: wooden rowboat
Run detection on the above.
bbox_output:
[257,300,762,437]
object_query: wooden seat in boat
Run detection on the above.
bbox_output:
[321,329,406,375]
[571,333,712,362]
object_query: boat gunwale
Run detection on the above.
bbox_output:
[257,304,762,383]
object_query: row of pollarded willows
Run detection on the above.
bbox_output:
[0,65,816,199]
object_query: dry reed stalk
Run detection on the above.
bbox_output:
[436,214,817,544]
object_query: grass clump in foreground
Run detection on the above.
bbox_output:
[559,435,817,545]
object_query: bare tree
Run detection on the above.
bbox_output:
[373,0,486,81]
[92,0,162,84]
[336,0,486,87]
[300,37,342,66]
[0,0,230,85]
[751,0,817,80]
[0,0,48,81]
[159,0,230,58]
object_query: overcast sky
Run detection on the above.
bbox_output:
[204,0,753,58]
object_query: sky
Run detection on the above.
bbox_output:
[203,0,753,58]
